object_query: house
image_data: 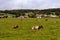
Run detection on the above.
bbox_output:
[43,14,48,17]
[36,14,43,18]
[49,14,59,18]
[24,15,29,18]
[18,16,24,18]
[24,13,29,18]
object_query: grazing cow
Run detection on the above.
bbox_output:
[32,25,43,30]
[0,16,8,18]
[0,17,1,18]
[0,16,4,18]
[13,25,19,29]
[4,16,8,18]
[3,16,8,18]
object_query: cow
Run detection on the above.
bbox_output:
[13,25,19,29]
[32,25,43,30]
[3,16,8,18]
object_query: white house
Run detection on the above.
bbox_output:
[36,14,42,18]
[49,15,59,18]
[18,16,24,18]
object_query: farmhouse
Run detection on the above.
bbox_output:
[18,16,24,18]
[43,14,48,17]
[48,14,59,18]
[24,13,29,18]
[24,15,29,18]
[36,14,42,18]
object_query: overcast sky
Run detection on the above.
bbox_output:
[0,0,60,10]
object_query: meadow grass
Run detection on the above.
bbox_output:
[0,18,60,40]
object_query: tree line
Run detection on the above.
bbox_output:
[0,8,60,17]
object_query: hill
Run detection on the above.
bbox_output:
[0,8,60,16]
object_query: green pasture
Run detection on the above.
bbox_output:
[0,18,60,40]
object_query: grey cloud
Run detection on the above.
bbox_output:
[0,0,60,10]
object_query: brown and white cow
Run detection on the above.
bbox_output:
[32,25,43,30]
[13,25,19,29]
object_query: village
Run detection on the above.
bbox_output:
[0,12,59,18]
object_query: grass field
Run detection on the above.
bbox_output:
[0,18,60,40]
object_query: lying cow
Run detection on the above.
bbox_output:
[32,25,43,30]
